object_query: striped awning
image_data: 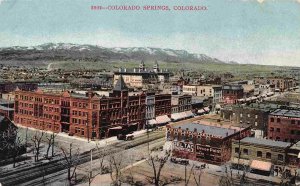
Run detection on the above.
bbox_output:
[156,115,171,124]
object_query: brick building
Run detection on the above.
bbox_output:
[220,103,280,137]
[166,123,251,165]
[222,84,244,104]
[231,137,291,176]
[268,109,300,143]
[14,76,146,139]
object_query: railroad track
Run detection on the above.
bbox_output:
[0,131,165,186]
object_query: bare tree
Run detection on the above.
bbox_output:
[108,152,124,186]
[184,164,194,186]
[192,166,205,186]
[95,142,108,175]
[31,130,45,162]
[45,132,57,159]
[147,150,171,186]
[60,143,80,186]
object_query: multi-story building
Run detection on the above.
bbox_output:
[254,77,297,92]
[14,76,146,139]
[171,94,192,114]
[113,61,170,88]
[231,137,291,176]
[166,123,251,165]
[222,84,244,104]
[268,109,300,143]
[221,103,281,137]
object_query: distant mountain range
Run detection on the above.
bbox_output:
[0,43,238,64]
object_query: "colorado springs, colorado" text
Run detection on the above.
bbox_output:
[90,5,208,11]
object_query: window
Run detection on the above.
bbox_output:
[255,115,258,119]
[278,154,283,161]
[255,122,258,126]
[270,127,274,132]
[277,118,281,123]
[266,152,271,159]
[243,149,248,155]
[235,147,239,154]
[276,128,280,132]
[291,120,296,124]
[257,151,262,157]
[270,118,274,122]
[276,137,280,141]
[248,114,250,118]
[291,130,295,135]
[240,114,243,118]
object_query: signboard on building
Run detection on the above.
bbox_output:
[174,141,194,152]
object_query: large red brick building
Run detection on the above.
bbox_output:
[14,77,147,139]
[166,123,251,165]
[267,109,300,143]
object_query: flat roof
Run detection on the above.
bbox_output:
[270,109,300,118]
[173,123,240,138]
[240,137,291,148]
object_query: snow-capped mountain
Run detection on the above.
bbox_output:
[0,43,236,64]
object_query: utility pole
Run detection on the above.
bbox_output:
[86,114,90,143]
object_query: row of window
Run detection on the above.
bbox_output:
[235,148,284,161]
[233,113,258,119]
[72,118,88,125]
[72,110,88,117]
[270,118,300,125]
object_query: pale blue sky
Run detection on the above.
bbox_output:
[0,0,300,66]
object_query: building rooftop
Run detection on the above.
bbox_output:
[270,109,300,118]
[173,123,241,138]
[240,137,291,148]
[222,84,243,90]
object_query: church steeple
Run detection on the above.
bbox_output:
[139,60,145,71]
[153,60,159,73]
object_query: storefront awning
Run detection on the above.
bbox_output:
[156,115,171,124]
[147,119,157,125]
[197,109,205,114]
[203,107,210,112]
[184,111,194,118]
[109,126,122,130]
[231,157,250,166]
[171,113,185,121]
[250,160,272,171]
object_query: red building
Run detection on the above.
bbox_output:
[166,123,251,165]
[222,84,244,104]
[267,109,300,143]
[155,94,171,117]
[14,76,146,139]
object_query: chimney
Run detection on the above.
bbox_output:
[226,132,228,137]
[186,128,189,131]
[194,128,197,132]
[202,129,205,133]
[134,68,136,73]
[119,68,122,72]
